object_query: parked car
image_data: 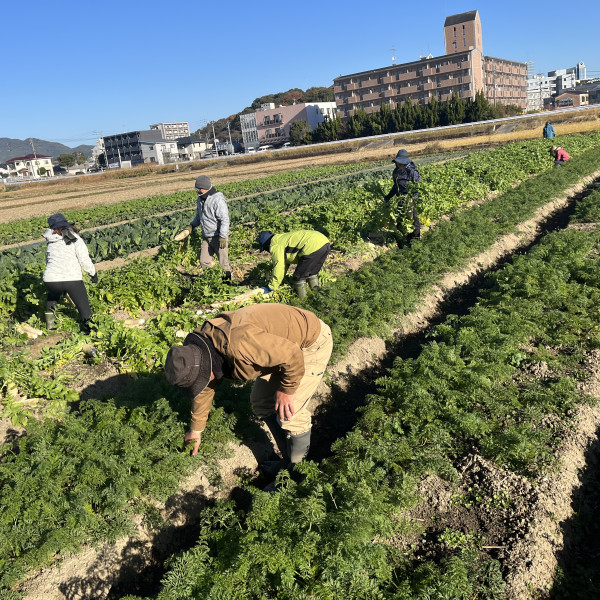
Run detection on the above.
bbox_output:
[257,145,273,152]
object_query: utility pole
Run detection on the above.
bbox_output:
[227,121,233,153]
[211,121,218,156]
[29,138,39,179]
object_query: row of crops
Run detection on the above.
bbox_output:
[146,169,600,600]
[1,134,600,597]
[0,161,389,247]
[3,134,600,331]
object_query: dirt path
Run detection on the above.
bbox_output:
[13,172,600,598]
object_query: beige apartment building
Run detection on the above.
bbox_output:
[334,10,526,118]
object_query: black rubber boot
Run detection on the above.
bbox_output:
[263,429,311,491]
[81,318,92,335]
[307,275,320,290]
[286,428,311,467]
[293,279,307,300]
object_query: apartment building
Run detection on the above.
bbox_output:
[103,130,164,167]
[527,63,586,111]
[334,10,527,118]
[240,102,337,150]
[149,121,190,141]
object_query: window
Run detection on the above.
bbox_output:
[453,41,457,49]
[463,39,466,46]
[453,27,456,37]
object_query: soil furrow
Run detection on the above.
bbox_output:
[15,174,600,599]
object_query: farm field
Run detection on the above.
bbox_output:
[2,107,598,226]
[2,130,600,599]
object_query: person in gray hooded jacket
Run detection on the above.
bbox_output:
[43,213,97,333]
[174,175,232,280]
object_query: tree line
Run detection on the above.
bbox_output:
[290,92,522,145]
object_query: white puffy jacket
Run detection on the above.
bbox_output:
[43,229,96,283]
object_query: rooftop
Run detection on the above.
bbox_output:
[444,10,478,27]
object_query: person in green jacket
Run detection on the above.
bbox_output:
[258,229,331,299]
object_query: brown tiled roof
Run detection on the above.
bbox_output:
[6,154,52,162]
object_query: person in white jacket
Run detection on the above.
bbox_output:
[43,213,97,333]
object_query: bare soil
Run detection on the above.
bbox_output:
[9,171,600,599]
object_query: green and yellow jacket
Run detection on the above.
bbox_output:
[268,230,330,290]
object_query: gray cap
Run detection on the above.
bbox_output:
[195,175,212,190]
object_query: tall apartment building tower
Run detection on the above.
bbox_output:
[444,10,482,54]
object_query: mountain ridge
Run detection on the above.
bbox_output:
[0,138,93,163]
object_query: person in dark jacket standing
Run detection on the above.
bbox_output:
[164,303,333,487]
[384,149,422,245]
[542,121,556,139]
[257,229,331,299]
[43,213,97,333]
[174,175,232,280]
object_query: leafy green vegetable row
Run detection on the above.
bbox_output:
[0,149,599,594]
[0,162,385,246]
[145,167,600,600]
[3,133,599,326]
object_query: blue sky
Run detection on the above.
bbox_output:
[2,0,598,145]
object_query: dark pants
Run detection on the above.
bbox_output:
[396,194,420,237]
[293,244,331,281]
[44,280,92,321]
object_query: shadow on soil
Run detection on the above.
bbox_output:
[311,186,582,462]
[548,430,600,599]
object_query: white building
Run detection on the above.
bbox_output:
[149,121,190,140]
[527,62,586,111]
[4,154,54,178]
[139,140,179,165]
[176,137,208,161]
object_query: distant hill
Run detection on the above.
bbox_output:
[0,138,93,163]
[193,86,335,143]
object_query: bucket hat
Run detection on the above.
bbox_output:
[393,149,411,165]
[164,335,213,398]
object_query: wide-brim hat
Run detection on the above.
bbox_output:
[48,213,74,230]
[164,335,212,398]
[393,149,411,165]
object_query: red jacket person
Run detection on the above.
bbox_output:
[164,303,333,480]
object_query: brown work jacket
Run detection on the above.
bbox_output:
[189,303,321,431]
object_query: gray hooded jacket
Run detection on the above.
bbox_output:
[43,229,96,282]
[190,187,230,238]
